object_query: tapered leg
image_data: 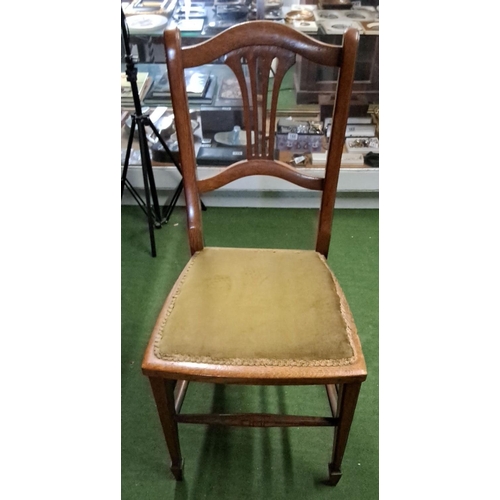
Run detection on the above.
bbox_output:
[149,377,184,480]
[328,382,362,486]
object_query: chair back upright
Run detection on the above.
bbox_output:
[164,21,359,257]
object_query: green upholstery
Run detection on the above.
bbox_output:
[154,247,357,367]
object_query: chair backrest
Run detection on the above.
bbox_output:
[164,21,359,257]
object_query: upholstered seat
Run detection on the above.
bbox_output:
[154,247,357,367]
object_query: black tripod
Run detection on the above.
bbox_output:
[121,8,205,256]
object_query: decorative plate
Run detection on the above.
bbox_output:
[285,9,315,23]
[125,14,168,34]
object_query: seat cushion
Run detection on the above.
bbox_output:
[154,247,357,367]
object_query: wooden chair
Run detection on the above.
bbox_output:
[141,21,367,486]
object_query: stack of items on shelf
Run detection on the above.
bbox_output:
[173,1,207,20]
[313,5,378,35]
[172,2,206,32]
[205,0,250,32]
[282,4,380,35]
[362,104,379,167]
[248,0,284,21]
[275,118,324,153]
[367,103,379,134]
[144,68,216,106]
[344,115,379,155]
[317,112,379,167]
[275,109,379,168]
[323,115,379,155]
[121,71,153,109]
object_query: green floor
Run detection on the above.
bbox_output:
[122,206,379,499]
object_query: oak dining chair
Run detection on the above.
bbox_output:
[141,21,367,486]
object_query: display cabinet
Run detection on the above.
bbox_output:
[121,0,379,208]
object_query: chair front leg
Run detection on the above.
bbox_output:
[328,381,362,486]
[149,377,183,480]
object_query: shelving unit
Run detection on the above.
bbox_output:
[121,0,379,209]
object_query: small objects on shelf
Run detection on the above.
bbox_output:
[345,123,376,137]
[275,118,324,153]
[121,71,152,109]
[319,0,352,10]
[363,152,379,168]
[214,126,255,147]
[325,116,375,139]
[345,137,379,154]
[291,154,308,166]
[285,9,315,23]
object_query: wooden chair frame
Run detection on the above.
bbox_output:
[141,21,367,486]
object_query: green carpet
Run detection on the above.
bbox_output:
[122,206,378,499]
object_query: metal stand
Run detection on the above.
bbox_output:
[121,8,206,257]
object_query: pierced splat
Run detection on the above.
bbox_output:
[164,22,359,256]
[223,46,296,159]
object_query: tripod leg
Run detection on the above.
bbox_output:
[137,123,157,257]
[140,163,157,257]
[147,120,186,220]
[121,117,136,198]
[149,120,181,173]
[137,121,162,228]
[162,181,184,223]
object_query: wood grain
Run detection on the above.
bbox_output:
[197,159,324,193]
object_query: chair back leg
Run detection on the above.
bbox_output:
[328,381,362,486]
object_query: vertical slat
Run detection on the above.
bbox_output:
[268,52,295,158]
[246,54,260,157]
[258,54,271,158]
[225,53,254,157]
[226,47,296,159]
